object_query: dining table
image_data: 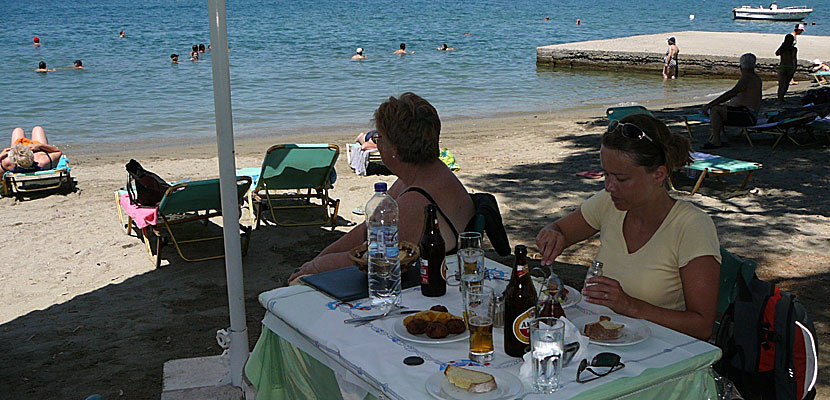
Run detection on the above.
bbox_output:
[244,257,722,399]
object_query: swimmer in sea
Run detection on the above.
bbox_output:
[544,16,550,21]
[437,43,455,51]
[36,61,55,72]
[190,45,199,61]
[73,60,83,69]
[394,43,412,55]
[170,54,179,64]
[33,36,41,47]
[199,43,206,53]
[119,30,125,38]
[352,47,367,60]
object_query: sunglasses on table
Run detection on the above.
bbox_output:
[607,120,655,143]
[576,352,625,384]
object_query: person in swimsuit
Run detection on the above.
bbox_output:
[536,114,720,340]
[393,43,412,55]
[663,37,679,80]
[289,92,474,282]
[701,53,762,149]
[775,34,798,103]
[0,127,63,174]
[352,47,367,60]
[355,130,377,150]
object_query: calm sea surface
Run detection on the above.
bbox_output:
[1,0,827,145]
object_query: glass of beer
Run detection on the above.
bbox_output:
[464,285,495,362]
[450,232,485,292]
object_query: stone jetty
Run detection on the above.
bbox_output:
[537,31,830,80]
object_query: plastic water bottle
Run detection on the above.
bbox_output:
[366,182,400,309]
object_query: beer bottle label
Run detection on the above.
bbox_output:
[511,307,534,344]
[515,264,528,278]
[441,258,449,281]
[420,259,429,284]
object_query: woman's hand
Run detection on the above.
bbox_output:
[536,224,566,266]
[582,276,638,317]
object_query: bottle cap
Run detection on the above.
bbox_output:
[374,182,387,192]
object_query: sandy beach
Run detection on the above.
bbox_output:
[1,84,828,399]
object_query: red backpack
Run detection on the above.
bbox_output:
[715,271,818,400]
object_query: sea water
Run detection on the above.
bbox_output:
[2,0,828,147]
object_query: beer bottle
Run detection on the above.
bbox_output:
[503,245,537,357]
[419,204,446,297]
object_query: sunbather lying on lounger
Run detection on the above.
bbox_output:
[355,130,378,151]
[0,126,63,173]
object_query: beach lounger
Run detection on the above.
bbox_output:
[669,152,761,195]
[682,113,711,142]
[741,113,818,149]
[2,155,73,198]
[813,71,830,86]
[237,144,340,229]
[606,105,654,126]
[116,177,252,267]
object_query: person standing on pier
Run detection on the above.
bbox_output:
[701,53,762,149]
[663,37,679,80]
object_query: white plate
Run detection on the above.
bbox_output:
[386,315,470,345]
[560,285,581,308]
[425,367,524,400]
[571,315,651,346]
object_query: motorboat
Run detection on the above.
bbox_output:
[733,3,813,20]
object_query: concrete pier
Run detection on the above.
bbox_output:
[537,31,830,79]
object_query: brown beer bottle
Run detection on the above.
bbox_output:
[503,245,537,357]
[419,204,446,297]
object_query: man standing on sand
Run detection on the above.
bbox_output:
[701,53,762,149]
[789,23,805,85]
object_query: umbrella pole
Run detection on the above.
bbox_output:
[208,0,249,387]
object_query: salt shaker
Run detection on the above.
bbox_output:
[494,293,505,328]
[584,260,603,288]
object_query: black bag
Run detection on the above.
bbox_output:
[715,272,818,400]
[125,159,170,207]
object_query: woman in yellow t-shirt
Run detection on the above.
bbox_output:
[536,114,721,340]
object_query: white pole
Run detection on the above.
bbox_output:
[207,0,249,387]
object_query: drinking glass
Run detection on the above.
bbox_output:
[449,232,485,292]
[530,317,565,393]
[464,286,495,362]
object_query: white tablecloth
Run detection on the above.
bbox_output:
[255,258,721,399]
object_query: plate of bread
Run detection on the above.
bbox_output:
[387,306,470,345]
[571,314,651,346]
[425,365,523,400]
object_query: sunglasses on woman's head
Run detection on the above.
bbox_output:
[576,352,625,383]
[607,120,654,143]
[371,131,381,143]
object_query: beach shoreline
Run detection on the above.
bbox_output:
[1,82,828,399]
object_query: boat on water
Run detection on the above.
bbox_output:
[733,2,813,20]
